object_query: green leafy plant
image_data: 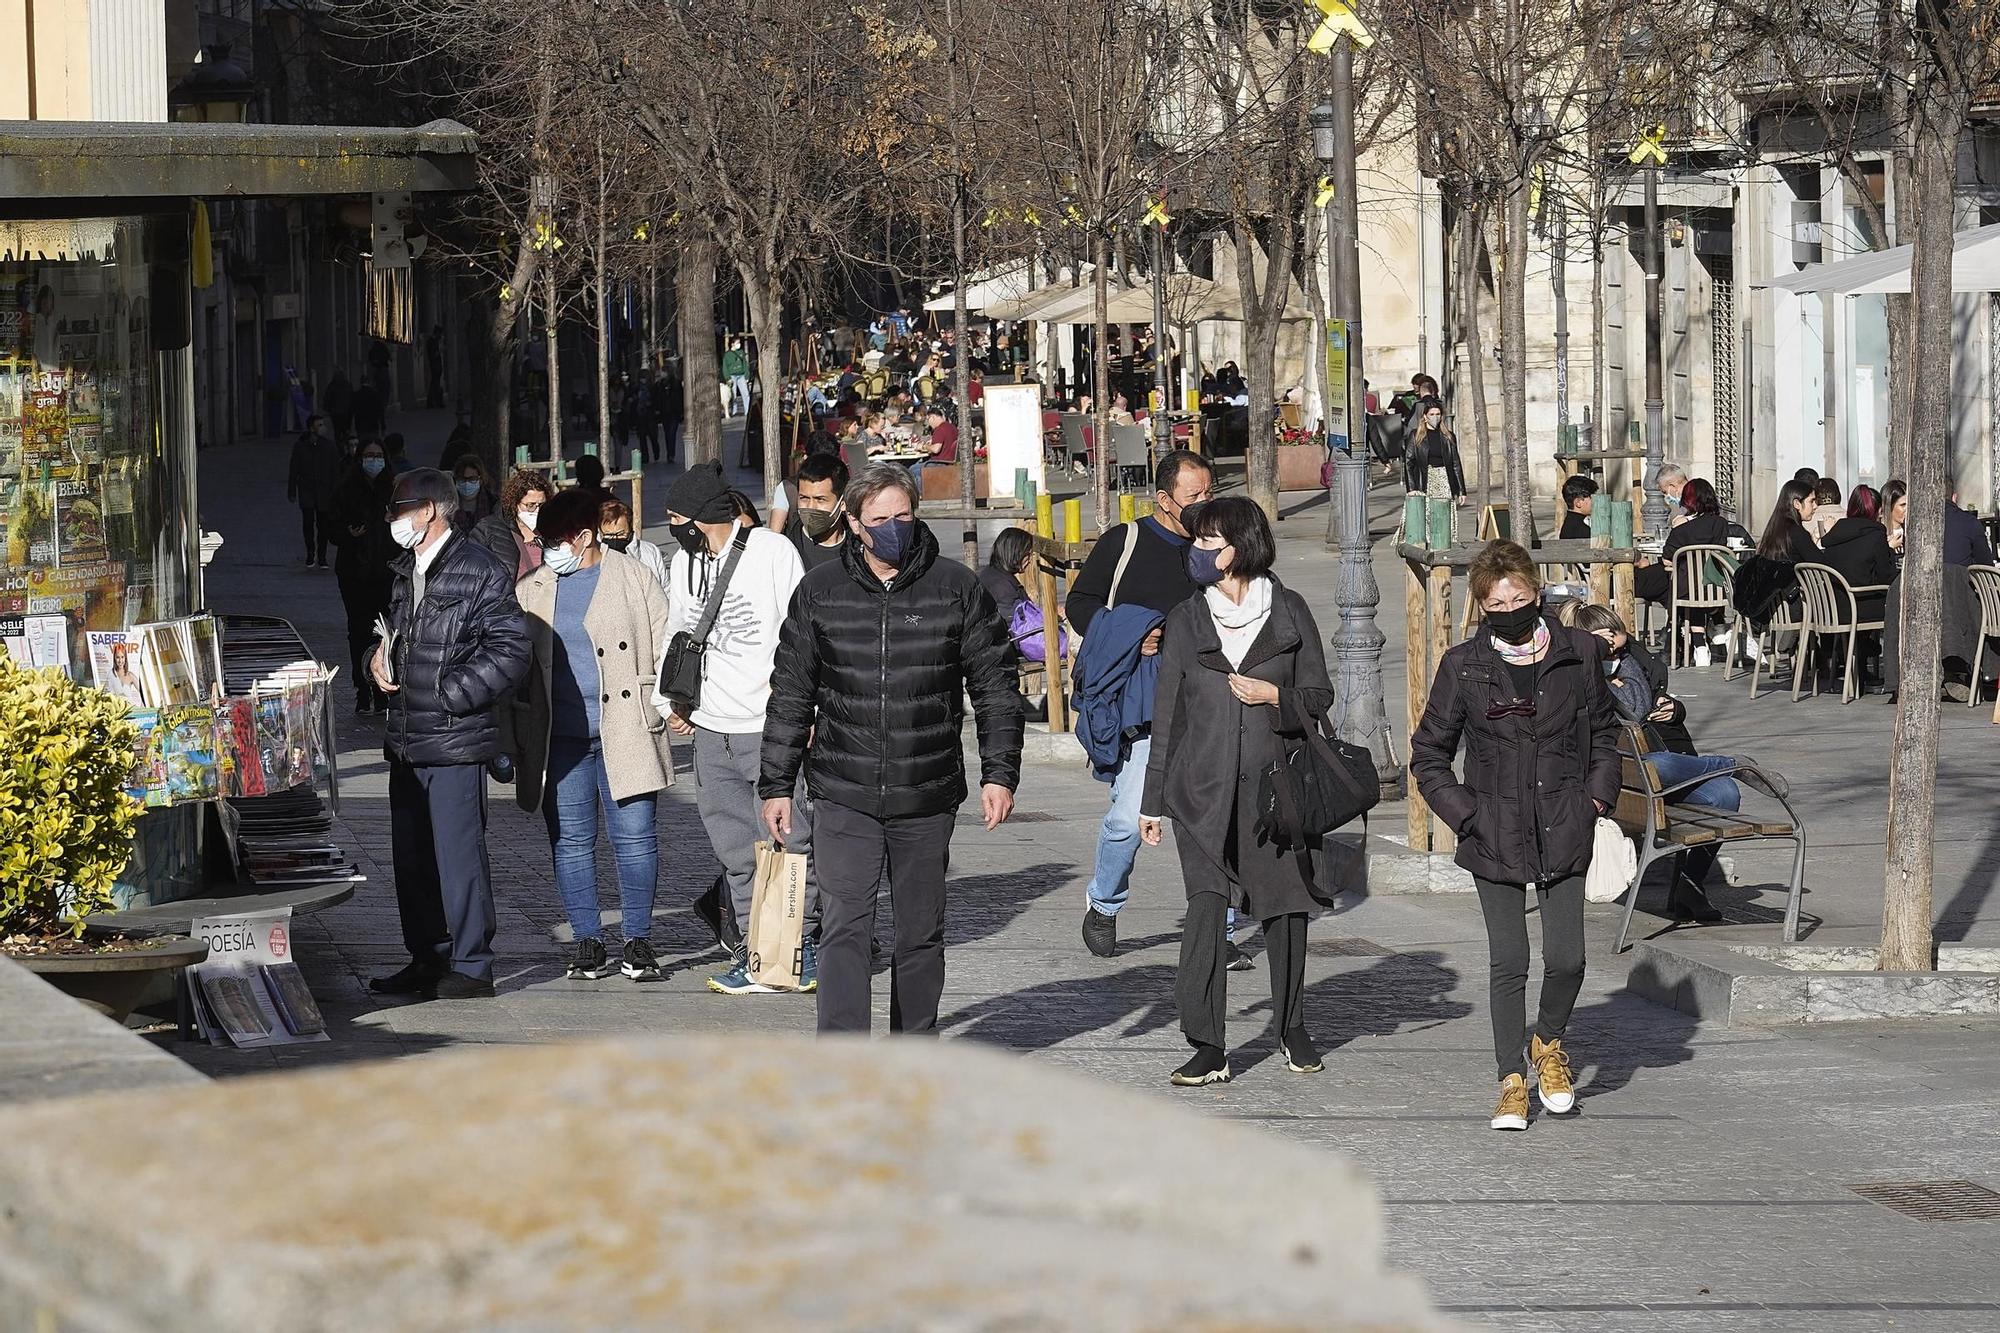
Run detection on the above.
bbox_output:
[0,657,142,940]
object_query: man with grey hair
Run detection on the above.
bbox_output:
[1635,463,1690,607]
[367,467,530,1001]
[759,462,1024,1034]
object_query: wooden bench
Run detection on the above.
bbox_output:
[1608,723,1806,952]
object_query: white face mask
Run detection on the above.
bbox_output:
[518,507,540,531]
[544,542,584,576]
[389,512,428,550]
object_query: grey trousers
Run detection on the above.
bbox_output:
[387,758,497,983]
[813,799,955,1035]
[1178,893,1307,1052]
[695,726,821,928]
[1474,874,1586,1079]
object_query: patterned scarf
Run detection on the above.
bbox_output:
[1490,620,1551,665]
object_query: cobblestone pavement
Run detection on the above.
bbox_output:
[179,426,2000,1330]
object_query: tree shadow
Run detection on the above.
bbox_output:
[1237,945,1471,1075]
[943,861,1078,950]
[941,963,1180,1053]
[1563,962,1700,1105]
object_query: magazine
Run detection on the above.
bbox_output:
[136,621,198,705]
[184,614,223,700]
[86,629,147,706]
[219,697,267,798]
[157,703,220,802]
[254,692,295,792]
[282,686,313,782]
[123,708,165,806]
[260,961,327,1036]
[21,613,67,670]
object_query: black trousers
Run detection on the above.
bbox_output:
[337,567,388,705]
[388,758,498,982]
[300,505,331,562]
[1634,562,1671,606]
[1177,893,1307,1051]
[1474,874,1586,1079]
[812,800,955,1035]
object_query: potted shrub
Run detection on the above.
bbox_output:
[0,657,207,1017]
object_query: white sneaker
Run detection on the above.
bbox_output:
[1693,645,1712,668]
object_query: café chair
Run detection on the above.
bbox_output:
[1793,563,1887,704]
[1966,565,2000,715]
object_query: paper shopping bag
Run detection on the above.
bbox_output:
[747,839,809,991]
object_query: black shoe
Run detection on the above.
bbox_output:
[1081,906,1117,958]
[433,972,496,1000]
[1283,1028,1325,1074]
[1668,876,1724,924]
[1170,1044,1233,1087]
[567,938,614,980]
[367,959,444,995]
[1225,942,1255,972]
[622,938,662,982]
[693,878,742,952]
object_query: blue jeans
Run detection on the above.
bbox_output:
[1645,751,1740,811]
[1088,735,1239,934]
[728,374,751,416]
[545,734,659,944]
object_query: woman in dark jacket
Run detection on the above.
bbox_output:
[1410,540,1620,1132]
[1757,478,1822,565]
[330,439,396,715]
[1402,397,1467,504]
[1817,484,1897,622]
[472,466,552,582]
[1139,497,1338,1088]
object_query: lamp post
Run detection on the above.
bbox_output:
[170,45,255,124]
[1312,97,1400,794]
[1641,160,1668,537]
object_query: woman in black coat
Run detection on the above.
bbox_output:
[1817,485,1897,622]
[1139,497,1338,1088]
[330,439,396,715]
[1410,540,1621,1132]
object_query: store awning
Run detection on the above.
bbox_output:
[922,261,1040,313]
[986,275,1135,323]
[0,119,479,204]
[1763,222,2000,296]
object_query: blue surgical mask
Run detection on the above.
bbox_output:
[360,457,386,478]
[545,543,584,576]
[456,479,481,499]
[1186,543,1227,587]
[864,516,918,567]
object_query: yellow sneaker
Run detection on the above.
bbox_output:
[1491,1073,1529,1131]
[1530,1034,1576,1114]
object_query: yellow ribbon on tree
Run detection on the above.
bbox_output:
[1314,176,1336,209]
[1141,196,1171,228]
[632,221,650,241]
[1307,0,1373,54]
[532,218,564,252]
[1629,123,1669,167]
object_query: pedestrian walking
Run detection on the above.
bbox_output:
[654,463,811,994]
[759,462,1023,1033]
[1138,497,1338,1087]
[449,456,498,533]
[722,337,751,418]
[330,438,395,715]
[322,368,355,444]
[657,364,684,464]
[1403,397,1467,509]
[1410,540,1620,1130]
[782,453,850,573]
[596,498,669,588]
[1064,449,1216,959]
[511,490,676,982]
[368,469,531,1001]
[473,467,553,581]
[287,414,345,567]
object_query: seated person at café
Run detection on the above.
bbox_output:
[1564,603,1734,924]
[1559,474,1598,540]
[1634,476,1745,608]
[909,407,959,492]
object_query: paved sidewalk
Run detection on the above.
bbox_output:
[181,421,2000,1330]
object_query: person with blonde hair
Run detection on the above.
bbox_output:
[1410,540,1621,1130]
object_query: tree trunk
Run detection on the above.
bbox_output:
[1091,233,1114,530]
[542,258,562,463]
[1235,233,1279,521]
[679,236,723,468]
[946,0,975,562]
[1457,209,1494,508]
[1880,97,1963,973]
[1881,19,1916,485]
[1500,170,1535,543]
[1590,229,1605,460]
[741,257,785,503]
[594,175,611,455]
[483,239,538,472]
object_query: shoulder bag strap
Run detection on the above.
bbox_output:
[1105,522,1140,610]
[691,527,751,643]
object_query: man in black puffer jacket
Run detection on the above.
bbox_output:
[759,462,1024,1034]
[368,468,530,1001]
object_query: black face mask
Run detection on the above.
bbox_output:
[603,535,632,553]
[669,520,703,556]
[1484,602,1542,645]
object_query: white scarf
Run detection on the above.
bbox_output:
[1206,576,1273,669]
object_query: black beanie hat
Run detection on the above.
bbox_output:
[665,461,734,523]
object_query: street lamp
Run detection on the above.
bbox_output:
[170,45,256,124]
[1312,93,1400,796]
[1138,129,1174,452]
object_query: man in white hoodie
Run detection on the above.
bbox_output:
[659,463,809,995]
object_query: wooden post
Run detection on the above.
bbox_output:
[1061,496,1083,544]
[1405,556,1432,851]
[1035,514,1068,732]
[1614,558,1636,636]
[1426,564,1455,856]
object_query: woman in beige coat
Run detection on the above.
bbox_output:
[512,490,676,982]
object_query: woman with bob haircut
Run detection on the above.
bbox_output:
[1139,496,1339,1088]
[1410,540,1621,1131]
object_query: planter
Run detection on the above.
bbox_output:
[9,932,210,1022]
[1275,442,1325,492]
[920,461,988,502]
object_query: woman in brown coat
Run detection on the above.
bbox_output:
[1410,540,1620,1132]
[1139,497,1338,1088]
[511,490,676,982]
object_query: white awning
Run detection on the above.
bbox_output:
[1763,222,2000,296]
[922,260,1040,313]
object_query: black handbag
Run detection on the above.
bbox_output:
[1256,708,1380,850]
[659,527,749,711]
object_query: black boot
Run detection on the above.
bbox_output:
[1668,876,1724,924]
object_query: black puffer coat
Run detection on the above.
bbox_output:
[382,531,532,766]
[1409,618,1621,885]
[759,521,1024,818]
